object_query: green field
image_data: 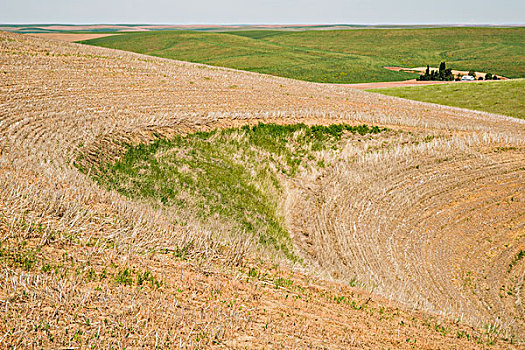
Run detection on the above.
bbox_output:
[368,79,525,119]
[81,28,525,84]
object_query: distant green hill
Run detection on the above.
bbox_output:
[81,28,525,84]
[368,79,525,119]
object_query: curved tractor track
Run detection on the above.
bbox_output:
[1,32,524,347]
[286,139,525,336]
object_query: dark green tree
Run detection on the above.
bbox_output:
[444,68,454,81]
[419,62,453,81]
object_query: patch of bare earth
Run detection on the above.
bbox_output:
[347,66,508,89]
[385,66,509,80]
[343,79,463,89]
[1,31,524,348]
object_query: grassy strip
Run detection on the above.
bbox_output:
[81,28,525,84]
[367,79,525,119]
[85,123,385,259]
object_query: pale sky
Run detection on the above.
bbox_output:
[1,0,524,24]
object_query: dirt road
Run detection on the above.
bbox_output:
[343,79,466,90]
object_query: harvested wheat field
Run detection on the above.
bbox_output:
[26,33,119,42]
[1,31,524,348]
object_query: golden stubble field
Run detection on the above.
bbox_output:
[1,31,524,348]
[26,33,119,42]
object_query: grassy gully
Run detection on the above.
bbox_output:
[88,123,385,259]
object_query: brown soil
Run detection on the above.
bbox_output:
[385,66,509,80]
[343,79,465,89]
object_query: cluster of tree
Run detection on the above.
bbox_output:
[484,73,499,80]
[455,71,499,81]
[418,62,454,81]
[418,62,500,81]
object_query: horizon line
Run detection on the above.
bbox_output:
[2,23,524,26]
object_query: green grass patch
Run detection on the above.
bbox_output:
[0,241,38,271]
[114,268,163,288]
[368,79,525,119]
[509,250,525,271]
[81,28,525,84]
[86,123,385,259]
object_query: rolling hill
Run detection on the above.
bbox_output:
[81,27,525,84]
[1,31,524,348]
[368,79,525,119]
